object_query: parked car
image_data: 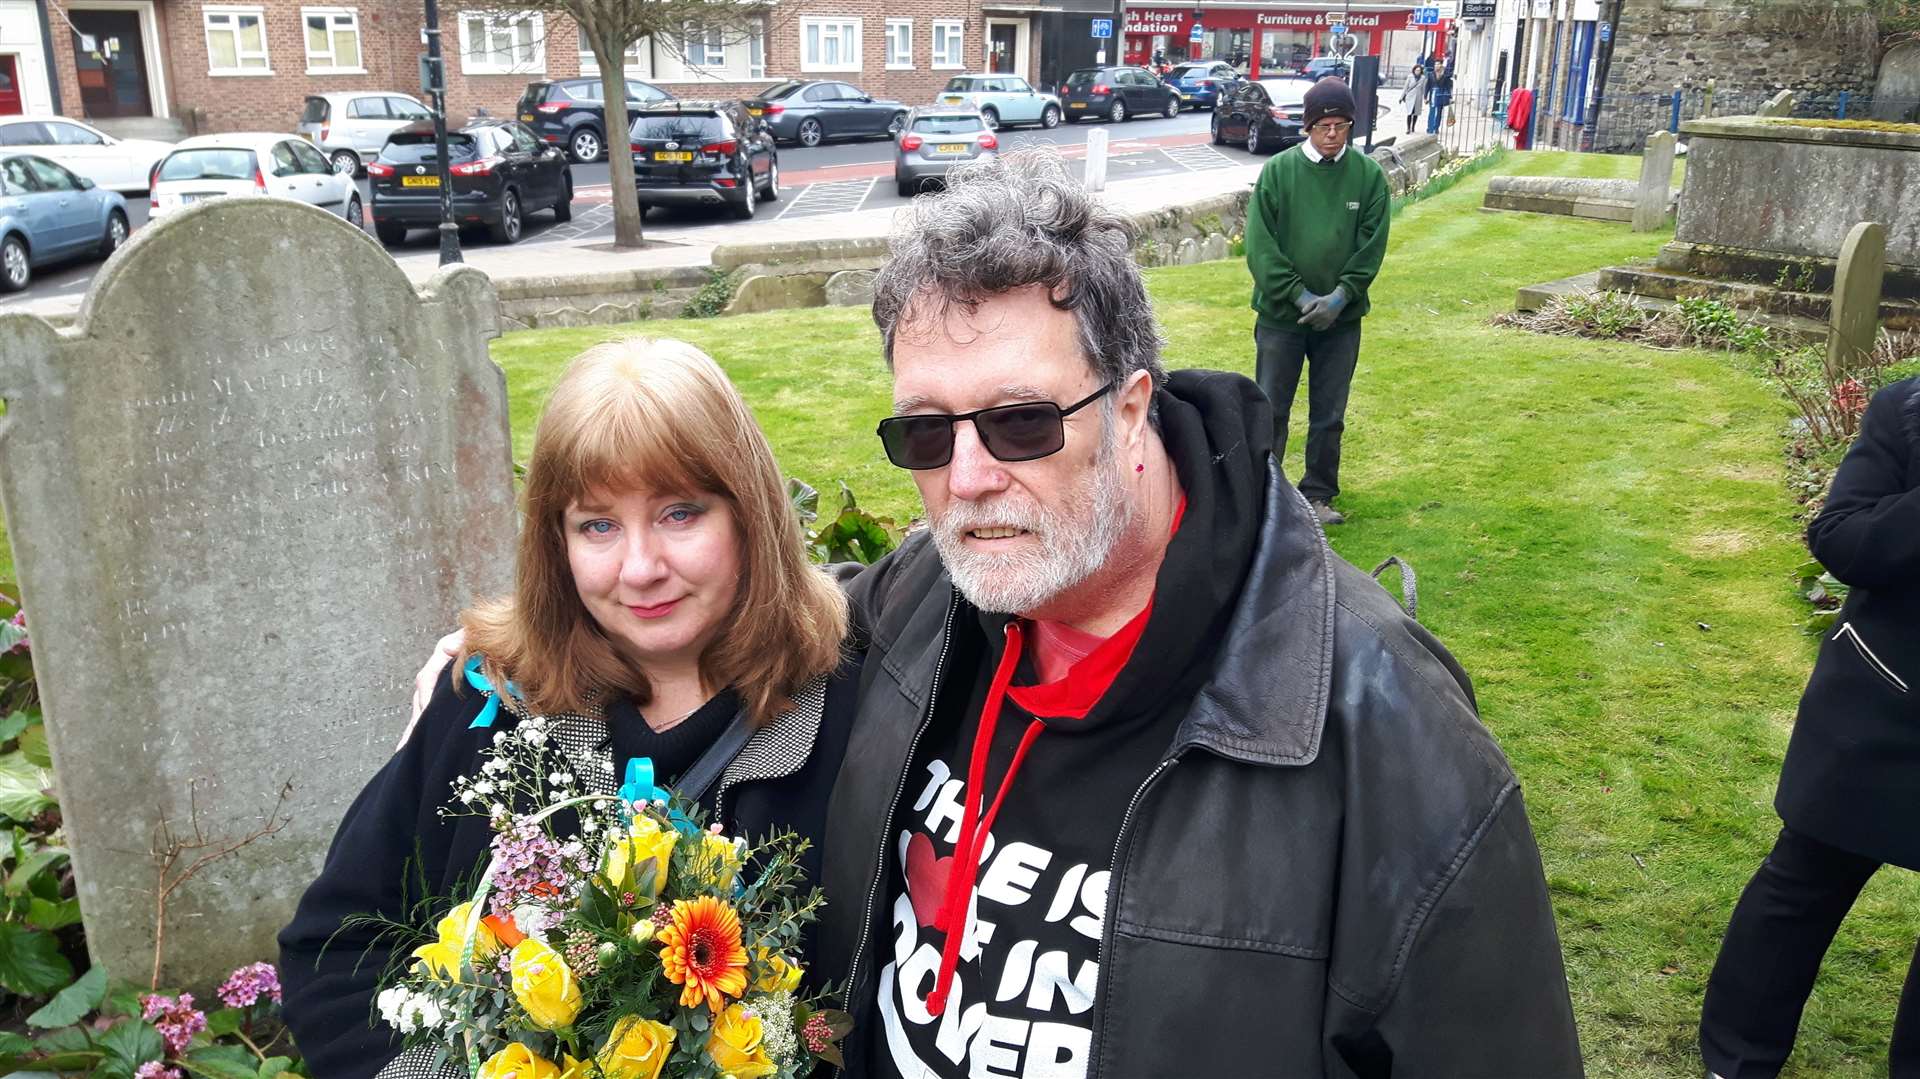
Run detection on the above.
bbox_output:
[0,153,128,291]
[517,77,672,164]
[148,134,362,226]
[0,116,170,193]
[1165,61,1241,110]
[1302,57,1352,82]
[1058,66,1181,123]
[1212,77,1313,154]
[748,80,907,147]
[297,92,433,176]
[629,101,777,220]
[933,74,1061,130]
[368,119,571,245]
[894,106,998,197]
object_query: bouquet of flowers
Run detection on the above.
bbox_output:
[371,713,850,1079]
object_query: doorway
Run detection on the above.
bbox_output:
[70,10,151,118]
[986,18,1029,79]
[0,57,21,116]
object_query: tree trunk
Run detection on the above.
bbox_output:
[593,31,646,248]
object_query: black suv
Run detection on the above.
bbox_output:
[517,77,671,163]
[368,118,573,245]
[629,100,778,220]
[1058,66,1181,123]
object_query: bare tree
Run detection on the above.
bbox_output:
[466,0,781,247]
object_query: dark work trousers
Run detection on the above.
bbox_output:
[1700,826,1920,1078]
[1253,319,1362,505]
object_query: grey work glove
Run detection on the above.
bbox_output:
[1296,287,1346,332]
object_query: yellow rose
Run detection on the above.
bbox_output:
[509,938,583,1030]
[698,832,741,890]
[603,816,678,898]
[706,1003,776,1079]
[629,919,656,946]
[558,1055,591,1079]
[753,949,803,994]
[410,901,502,980]
[594,1015,677,1079]
[476,1043,560,1079]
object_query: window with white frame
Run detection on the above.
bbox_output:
[932,19,963,69]
[683,24,725,67]
[578,29,646,77]
[204,7,270,74]
[802,17,860,72]
[460,11,543,74]
[749,20,764,77]
[302,8,362,73]
[885,18,911,69]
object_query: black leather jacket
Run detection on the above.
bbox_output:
[821,466,1583,1077]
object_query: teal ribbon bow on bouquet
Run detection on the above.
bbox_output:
[618,757,701,834]
[463,655,521,729]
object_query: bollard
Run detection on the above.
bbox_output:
[1084,126,1109,192]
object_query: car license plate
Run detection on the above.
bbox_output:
[937,143,967,154]
[520,113,535,122]
[747,106,763,116]
[1180,92,1193,99]
[401,175,440,187]
[1069,102,1087,109]
[654,151,693,163]
[942,96,963,104]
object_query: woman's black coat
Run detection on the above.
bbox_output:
[1776,375,1920,870]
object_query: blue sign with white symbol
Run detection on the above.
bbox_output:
[1413,6,1441,26]
[1330,23,1348,35]
[1599,21,1612,42]
[1091,17,1111,38]
[1190,22,1205,41]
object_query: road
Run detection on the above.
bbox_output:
[1,101,1420,304]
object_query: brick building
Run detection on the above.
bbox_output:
[0,0,1133,137]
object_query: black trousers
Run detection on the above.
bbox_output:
[1253,319,1362,504]
[1701,826,1920,1078]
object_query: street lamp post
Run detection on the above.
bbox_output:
[422,0,461,265]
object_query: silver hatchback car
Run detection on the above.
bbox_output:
[894,107,997,197]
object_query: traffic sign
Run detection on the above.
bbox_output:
[1189,22,1205,42]
[1090,17,1111,38]
[1330,23,1347,35]
[1413,6,1441,26]
[1599,21,1612,42]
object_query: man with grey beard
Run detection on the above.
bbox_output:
[819,152,1583,1077]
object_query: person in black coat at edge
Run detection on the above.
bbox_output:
[277,338,863,1079]
[1701,375,1920,1078]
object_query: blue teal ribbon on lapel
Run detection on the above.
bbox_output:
[464,655,521,729]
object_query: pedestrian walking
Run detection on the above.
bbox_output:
[1243,77,1391,525]
[1700,374,1920,1079]
[1402,63,1430,135]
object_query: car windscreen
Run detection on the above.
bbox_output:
[758,80,806,100]
[380,131,480,163]
[943,77,976,92]
[1261,80,1312,104]
[299,98,329,124]
[1170,65,1207,78]
[911,115,984,134]
[1064,70,1102,88]
[631,113,727,140]
[156,149,258,182]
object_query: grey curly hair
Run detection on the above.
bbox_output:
[871,150,1167,405]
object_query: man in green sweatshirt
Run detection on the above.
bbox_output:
[1244,76,1391,525]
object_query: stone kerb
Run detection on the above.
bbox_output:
[1484,176,1647,223]
[0,197,519,987]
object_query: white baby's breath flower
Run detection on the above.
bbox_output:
[473,780,494,796]
[548,771,567,786]
[580,817,599,834]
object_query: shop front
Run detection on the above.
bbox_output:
[1123,5,1448,78]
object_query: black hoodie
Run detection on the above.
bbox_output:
[862,371,1272,1078]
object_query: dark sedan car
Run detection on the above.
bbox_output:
[516,76,672,163]
[748,80,907,147]
[368,119,572,245]
[630,100,778,220]
[1058,66,1180,123]
[1212,77,1313,154]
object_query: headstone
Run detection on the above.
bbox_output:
[1200,233,1228,261]
[0,198,517,987]
[1635,131,1678,232]
[824,269,877,307]
[1174,237,1200,264]
[1870,41,1920,124]
[724,272,827,315]
[1759,89,1797,117]
[1826,220,1887,380]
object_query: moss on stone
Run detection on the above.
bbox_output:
[1760,117,1920,134]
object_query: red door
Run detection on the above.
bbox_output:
[0,57,22,116]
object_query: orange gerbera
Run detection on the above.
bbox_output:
[657,896,749,1011]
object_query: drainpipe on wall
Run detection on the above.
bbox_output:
[34,0,62,114]
[1583,0,1624,150]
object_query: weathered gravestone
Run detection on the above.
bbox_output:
[0,198,518,987]
[1634,131,1678,233]
[1827,220,1887,380]
[1759,89,1797,118]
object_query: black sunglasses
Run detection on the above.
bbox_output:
[876,382,1115,470]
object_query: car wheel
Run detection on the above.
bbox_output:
[733,177,757,220]
[98,210,129,258]
[344,195,364,229]
[761,160,780,201]
[375,220,407,245]
[1247,125,1263,155]
[897,179,914,198]
[489,189,522,243]
[1211,115,1225,145]
[570,128,604,164]
[1109,100,1127,123]
[1041,105,1061,128]
[798,118,824,147]
[637,203,652,219]
[0,235,29,292]
[981,107,1000,131]
[886,112,908,139]
[1164,96,1180,119]
[329,149,360,176]
[553,174,573,221]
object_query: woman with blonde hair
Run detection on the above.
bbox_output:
[278,338,860,1079]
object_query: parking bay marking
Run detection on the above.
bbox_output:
[775,178,876,220]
